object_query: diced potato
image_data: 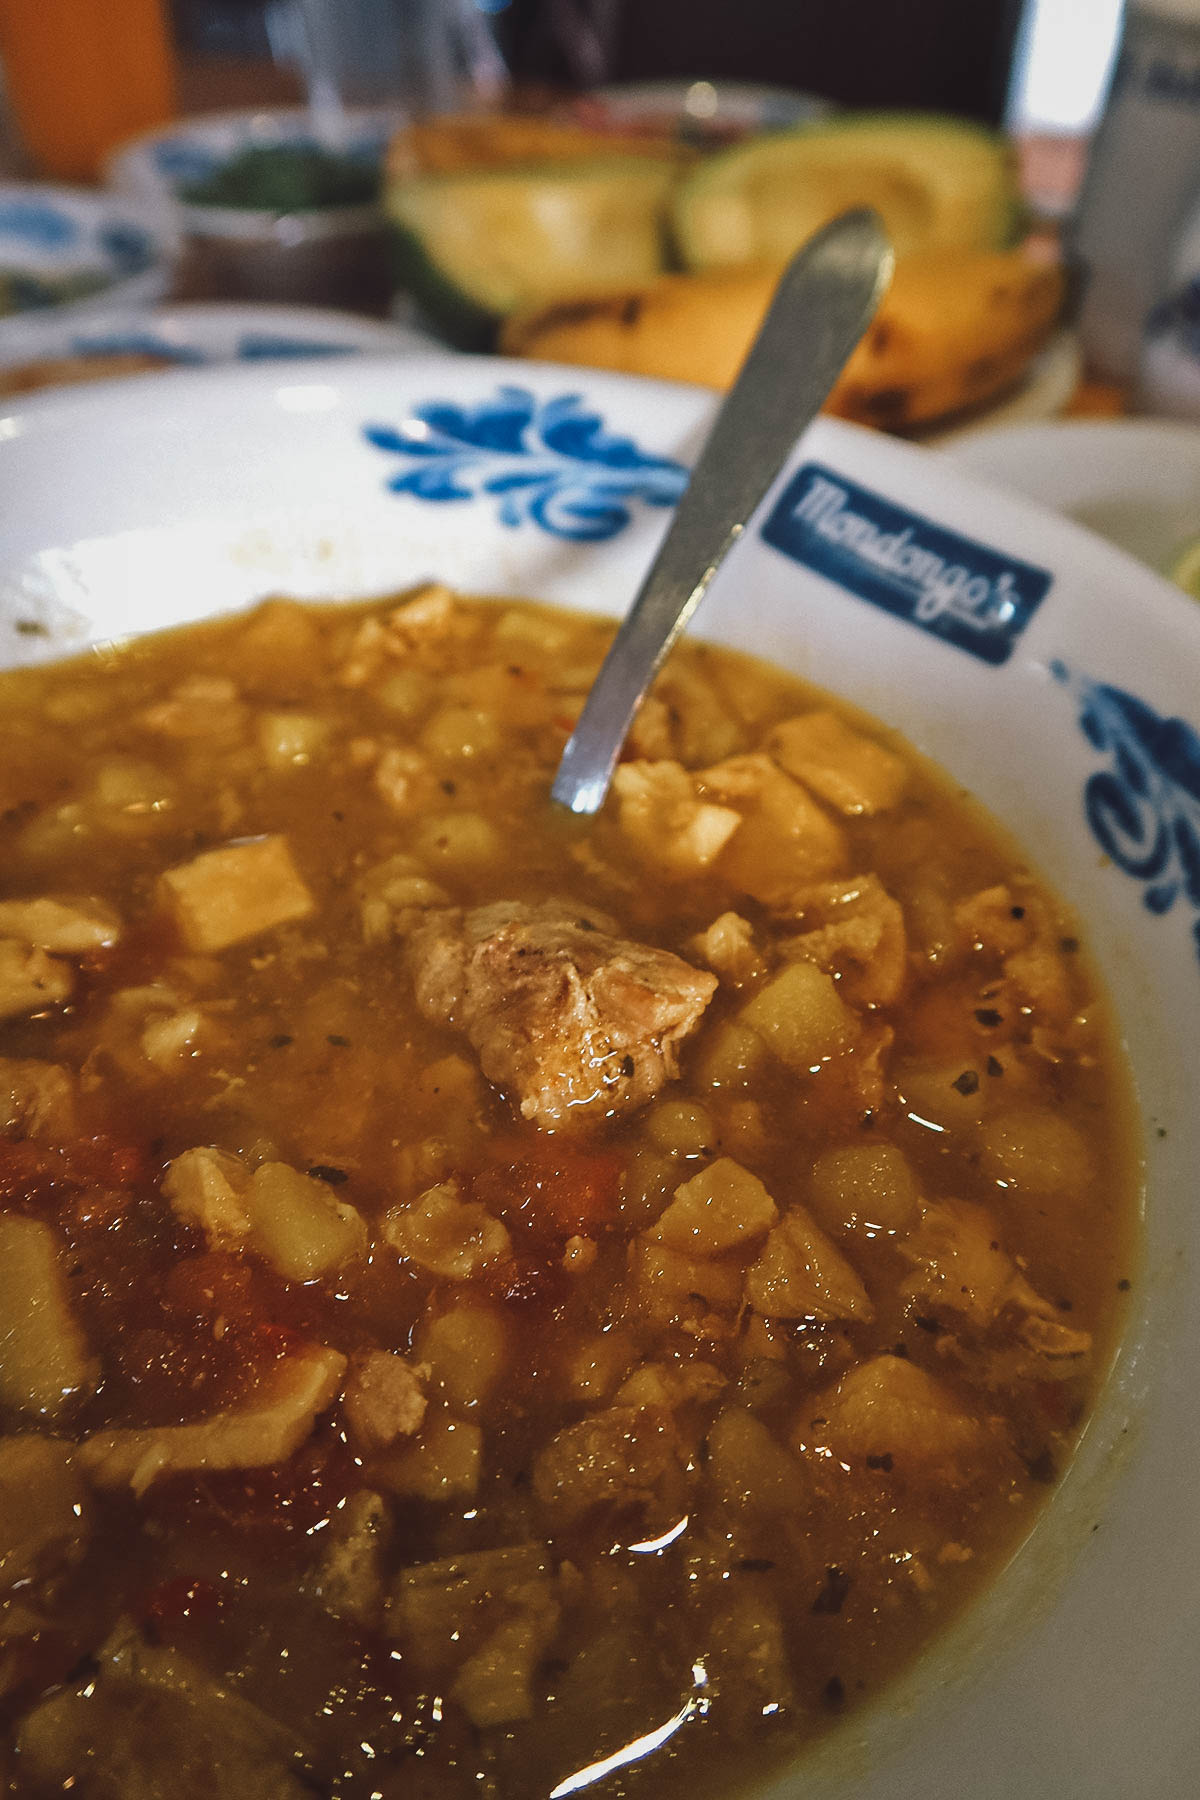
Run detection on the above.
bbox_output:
[0,1215,97,1418]
[256,711,330,770]
[738,960,859,1071]
[245,1162,368,1281]
[420,1305,510,1410]
[159,835,314,953]
[645,1097,718,1158]
[694,1018,767,1090]
[614,1360,726,1410]
[375,666,435,722]
[415,810,503,869]
[895,1059,987,1130]
[699,753,846,905]
[0,1435,89,1588]
[652,1156,777,1257]
[704,1407,801,1512]
[804,1354,990,1484]
[0,1057,75,1140]
[378,1413,482,1501]
[0,896,121,953]
[78,1344,346,1496]
[342,1351,427,1451]
[451,1585,561,1727]
[979,1106,1094,1198]
[808,1143,921,1238]
[767,711,907,815]
[421,704,501,760]
[611,760,742,879]
[386,1181,511,1279]
[745,1208,873,1321]
[0,940,72,1020]
[531,1406,679,1524]
[631,1238,745,1317]
[560,1331,633,1403]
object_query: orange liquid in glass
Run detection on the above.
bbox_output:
[0,0,177,182]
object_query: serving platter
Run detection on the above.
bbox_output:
[0,354,1195,1798]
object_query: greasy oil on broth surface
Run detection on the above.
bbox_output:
[0,591,1136,1800]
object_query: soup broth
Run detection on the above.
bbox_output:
[0,590,1136,1800]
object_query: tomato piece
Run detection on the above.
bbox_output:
[474,1136,622,1240]
[143,1575,223,1632]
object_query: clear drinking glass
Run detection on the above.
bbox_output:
[291,0,507,129]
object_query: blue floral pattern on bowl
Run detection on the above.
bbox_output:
[0,198,79,250]
[1056,662,1200,962]
[364,385,690,541]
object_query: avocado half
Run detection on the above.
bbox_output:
[671,112,1022,273]
[384,153,686,351]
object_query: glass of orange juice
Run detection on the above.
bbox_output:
[0,0,177,183]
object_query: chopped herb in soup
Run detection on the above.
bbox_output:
[0,590,1136,1799]
[179,144,379,212]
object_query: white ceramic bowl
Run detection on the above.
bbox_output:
[106,107,398,307]
[0,183,173,348]
[0,355,1196,1799]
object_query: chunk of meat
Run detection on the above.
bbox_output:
[0,1056,75,1140]
[0,940,73,1020]
[688,911,765,986]
[779,874,908,1008]
[767,710,907,815]
[406,900,717,1129]
[0,1435,90,1590]
[337,584,478,685]
[16,1620,314,1800]
[389,1543,564,1727]
[611,760,741,878]
[531,1404,683,1526]
[77,1344,346,1496]
[311,1488,393,1626]
[0,895,121,953]
[343,1350,428,1451]
[698,752,847,905]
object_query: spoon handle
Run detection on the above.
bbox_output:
[551,207,893,816]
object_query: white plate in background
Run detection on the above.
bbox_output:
[946,417,1200,573]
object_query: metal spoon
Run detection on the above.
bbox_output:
[551,207,894,816]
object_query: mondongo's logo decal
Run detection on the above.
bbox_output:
[762,464,1053,665]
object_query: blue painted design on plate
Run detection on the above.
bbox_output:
[96,221,153,275]
[235,333,355,361]
[1054,662,1200,963]
[364,385,689,540]
[0,199,79,251]
[762,462,1053,665]
[68,331,204,365]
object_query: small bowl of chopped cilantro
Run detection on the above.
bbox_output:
[107,108,399,310]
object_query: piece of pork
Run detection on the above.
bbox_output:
[406,900,717,1129]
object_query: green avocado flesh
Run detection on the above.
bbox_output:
[384,155,683,349]
[672,113,1021,272]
